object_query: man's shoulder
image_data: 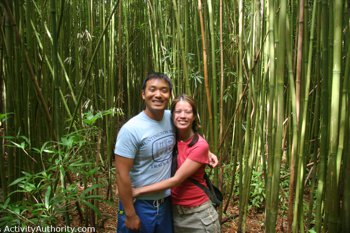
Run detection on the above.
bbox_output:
[122,111,145,125]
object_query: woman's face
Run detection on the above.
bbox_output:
[172,100,195,131]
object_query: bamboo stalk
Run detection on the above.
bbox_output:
[325,0,343,231]
[68,0,120,132]
[2,0,52,127]
[198,0,214,139]
[172,0,190,94]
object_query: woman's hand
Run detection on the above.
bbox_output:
[132,187,140,197]
[208,152,219,167]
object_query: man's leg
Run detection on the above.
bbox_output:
[117,199,173,233]
[155,197,173,233]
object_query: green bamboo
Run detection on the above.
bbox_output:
[341,34,350,233]
[207,0,218,153]
[314,1,330,232]
[146,1,160,71]
[265,0,277,231]
[286,9,298,232]
[305,1,321,228]
[239,86,253,233]
[51,0,60,140]
[219,0,224,169]
[237,0,245,231]
[2,0,52,128]
[2,0,19,200]
[293,1,317,232]
[325,0,343,231]
[269,1,286,232]
[105,0,116,199]
[124,1,131,117]
[198,0,214,139]
[0,1,349,231]
[173,0,190,94]
[68,0,119,132]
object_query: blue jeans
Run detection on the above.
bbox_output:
[117,197,173,233]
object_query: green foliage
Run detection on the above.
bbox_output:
[278,169,290,212]
[222,163,266,210]
[249,170,265,210]
[0,113,13,123]
[0,110,116,227]
[83,107,123,126]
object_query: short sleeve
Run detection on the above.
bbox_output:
[187,140,209,164]
[114,126,138,159]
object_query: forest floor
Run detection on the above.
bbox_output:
[88,178,288,233]
[65,169,287,233]
[97,195,287,233]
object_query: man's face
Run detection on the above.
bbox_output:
[142,78,171,116]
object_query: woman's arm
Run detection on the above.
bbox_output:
[133,158,203,197]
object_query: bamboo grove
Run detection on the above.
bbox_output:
[0,0,349,232]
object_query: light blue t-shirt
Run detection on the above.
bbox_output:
[114,110,175,200]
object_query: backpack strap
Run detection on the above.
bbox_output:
[189,173,215,201]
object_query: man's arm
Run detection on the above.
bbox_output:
[115,155,141,231]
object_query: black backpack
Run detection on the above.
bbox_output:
[189,173,223,208]
[171,141,223,208]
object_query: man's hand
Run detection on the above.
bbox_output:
[209,152,218,167]
[125,213,141,231]
[115,155,140,231]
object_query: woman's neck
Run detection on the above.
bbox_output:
[178,130,194,142]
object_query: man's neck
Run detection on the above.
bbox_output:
[143,109,165,121]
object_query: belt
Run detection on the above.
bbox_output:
[142,196,170,206]
[174,201,212,215]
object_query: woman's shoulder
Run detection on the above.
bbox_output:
[195,135,209,149]
[197,134,209,143]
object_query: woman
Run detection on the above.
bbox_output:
[133,94,221,233]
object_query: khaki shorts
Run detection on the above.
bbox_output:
[173,201,221,233]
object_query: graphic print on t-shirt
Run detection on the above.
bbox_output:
[152,135,175,162]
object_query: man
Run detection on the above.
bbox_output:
[114,72,217,232]
[115,72,175,233]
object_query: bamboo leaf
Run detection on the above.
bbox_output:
[81,200,101,217]
[45,186,52,210]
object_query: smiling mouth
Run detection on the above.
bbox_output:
[152,100,164,104]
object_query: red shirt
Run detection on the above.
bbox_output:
[171,135,210,207]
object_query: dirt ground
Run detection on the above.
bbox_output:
[95,183,287,233]
[98,199,287,233]
[64,174,287,233]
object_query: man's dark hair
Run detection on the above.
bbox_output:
[142,72,173,93]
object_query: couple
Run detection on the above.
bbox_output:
[114,72,221,233]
